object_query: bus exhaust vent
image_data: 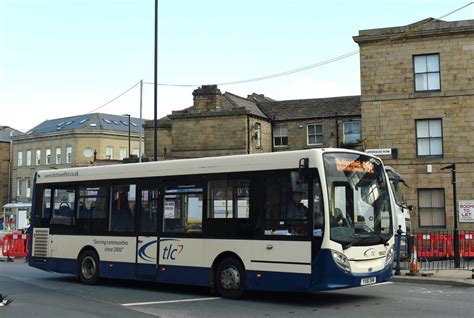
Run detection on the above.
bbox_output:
[33,228,49,257]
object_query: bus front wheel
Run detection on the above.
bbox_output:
[78,250,100,285]
[215,257,245,299]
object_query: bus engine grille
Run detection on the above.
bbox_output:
[33,229,49,257]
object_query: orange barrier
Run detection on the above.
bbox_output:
[2,232,30,259]
[459,232,474,258]
[415,232,474,259]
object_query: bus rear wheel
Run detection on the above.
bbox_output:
[215,257,245,299]
[78,250,100,285]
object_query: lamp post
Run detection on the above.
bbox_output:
[441,163,460,268]
[122,114,131,159]
[153,0,158,161]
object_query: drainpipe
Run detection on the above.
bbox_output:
[247,116,250,154]
[271,116,275,152]
[335,112,339,148]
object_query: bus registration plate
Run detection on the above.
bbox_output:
[361,277,376,285]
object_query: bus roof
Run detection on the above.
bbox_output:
[35,148,373,184]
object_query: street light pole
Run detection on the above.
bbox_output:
[122,114,131,159]
[153,0,158,161]
[441,163,460,268]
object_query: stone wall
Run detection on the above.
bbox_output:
[0,142,10,207]
[170,114,249,158]
[273,117,362,152]
[357,21,474,230]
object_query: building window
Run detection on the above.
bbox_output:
[418,189,445,228]
[414,54,440,92]
[343,121,361,144]
[255,123,261,148]
[46,148,51,165]
[26,178,31,198]
[17,178,22,197]
[56,147,62,164]
[17,151,23,166]
[36,150,41,165]
[273,127,288,147]
[307,124,323,145]
[416,119,442,157]
[66,146,72,163]
[26,150,32,166]
[120,147,127,160]
[106,146,114,160]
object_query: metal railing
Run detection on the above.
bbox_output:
[395,228,474,270]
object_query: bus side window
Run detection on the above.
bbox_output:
[42,189,52,219]
[207,179,250,219]
[140,189,159,233]
[50,188,75,230]
[110,184,136,233]
[163,185,203,234]
[264,171,309,236]
[77,186,109,234]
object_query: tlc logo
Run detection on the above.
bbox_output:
[162,242,184,260]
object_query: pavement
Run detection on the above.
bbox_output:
[392,268,474,287]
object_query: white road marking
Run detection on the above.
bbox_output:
[363,282,393,287]
[122,297,221,307]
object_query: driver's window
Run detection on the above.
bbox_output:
[330,184,354,228]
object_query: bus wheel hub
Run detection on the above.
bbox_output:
[220,266,240,290]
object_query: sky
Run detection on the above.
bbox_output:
[1,0,474,132]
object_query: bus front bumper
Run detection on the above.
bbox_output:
[311,249,392,291]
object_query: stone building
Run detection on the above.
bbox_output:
[144,85,361,159]
[258,96,361,152]
[0,127,23,208]
[144,85,273,159]
[354,18,474,230]
[11,113,143,203]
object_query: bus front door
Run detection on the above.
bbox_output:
[136,188,161,279]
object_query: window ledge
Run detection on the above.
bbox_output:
[416,155,444,160]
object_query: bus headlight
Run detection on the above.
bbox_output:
[385,246,394,267]
[332,250,351,272]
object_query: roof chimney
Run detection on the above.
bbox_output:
[192,85,222,112]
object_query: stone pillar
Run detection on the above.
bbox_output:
[192,85,222,112]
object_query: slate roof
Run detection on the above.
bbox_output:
[222,92,268,118]
[24,113,145,136]
[0,127,24,142]
[257,95,361,121]
[169,92,269,119]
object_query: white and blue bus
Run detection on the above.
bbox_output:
[29,149,394,299]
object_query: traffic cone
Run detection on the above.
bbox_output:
[408,244,420,275]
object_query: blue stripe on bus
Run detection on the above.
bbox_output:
[246,271,311,291]
[158,265,210,287]
[30,250,392,292]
